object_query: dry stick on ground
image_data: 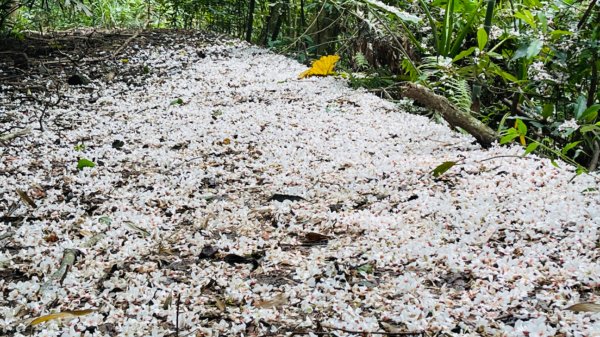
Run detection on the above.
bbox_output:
[110,29,142,59]
[318,324,425,336]
[401,83,498,148]
[0,128,31,144]
[175,293,181,337]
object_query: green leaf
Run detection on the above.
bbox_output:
[511,39,543,61]
[526,39,543,59]
[488,62,519,82]
[580,125,599,133]
[581,187,599,194]
[77,158,96,170]
[487,51,503,59]
[98,216,112,226]
[356,263,374,274]
[537,12,548,33]
[431,161,457,177]
[523,141,540,155]
[579,104,600,123]
[440,0,455,56]
[452,47,476,62]
[477,27,488,50]
[515,119,527,136]
[512,44,529,60]
[541,104,554,118]
[561,141,582,155]
[500,128,519,144]
[514,10,536,29]
[574,96,587,120]
[550,159,559,168]
[170,98,184,106]
[364,0,421,23]
[550,30,572,39]
[447,0,481,57]
[575,166,588,175]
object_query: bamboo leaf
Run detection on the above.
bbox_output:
[124,221,150,237]
[431,161,457,177]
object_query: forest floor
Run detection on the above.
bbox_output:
[0,30,599,337]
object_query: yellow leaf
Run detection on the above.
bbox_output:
[298,55,340,79]
[223,138,231,145]
[30,309,96,326]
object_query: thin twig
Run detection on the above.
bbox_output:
[282,0,328,52]
[476,155,535,163]
[175,293,181,337]
[319,324,425,336]
[111,29,141,58]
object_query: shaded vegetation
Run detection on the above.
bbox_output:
[1,0,598,170]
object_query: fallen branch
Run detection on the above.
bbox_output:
[401,83,498,148]
[0,128,31,144]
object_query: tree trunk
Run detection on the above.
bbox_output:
[260,0,275,45]
[402,83,498,148]
[300,0,306,28]
[271,1,289,42]
[245,0,256,42]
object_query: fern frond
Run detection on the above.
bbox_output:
[444,76,472,112]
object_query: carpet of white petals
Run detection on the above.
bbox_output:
[1,32,599,337]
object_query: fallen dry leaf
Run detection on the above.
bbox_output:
[30,309,95,326]
[254,293,287,309]
[565,303,600,312]
[16,189,37,208]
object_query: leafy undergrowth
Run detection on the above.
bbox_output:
[0,30,599,336]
